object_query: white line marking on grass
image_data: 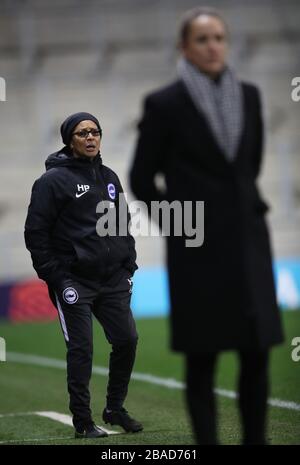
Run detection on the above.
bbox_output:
[0,410,119,437]
[35,411,73,426]
[7,351,300,412]
[34,411,119,435]
[268,398,300,411]
[0,436,73,445]
[0,412,36,418]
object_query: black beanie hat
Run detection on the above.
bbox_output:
[60,112,102,146]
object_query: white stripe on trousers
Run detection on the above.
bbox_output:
[55,293,70,342]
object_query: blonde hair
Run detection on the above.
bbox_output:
[178,6,228,46]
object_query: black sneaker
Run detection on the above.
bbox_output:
[75,422,108,439]
[102,407,143,433]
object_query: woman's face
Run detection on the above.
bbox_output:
[181,15,228,78]
[70,120,101,158]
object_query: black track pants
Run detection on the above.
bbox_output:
[48,270,138,430]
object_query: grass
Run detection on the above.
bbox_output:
[0,311,299,445]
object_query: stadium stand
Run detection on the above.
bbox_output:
[0,0,299,288]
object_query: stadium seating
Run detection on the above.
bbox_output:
[0,0,299,281]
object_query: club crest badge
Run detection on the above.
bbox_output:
[63,287,79,304]
[107,183,116,200]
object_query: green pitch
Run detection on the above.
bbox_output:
[0,311,299,445]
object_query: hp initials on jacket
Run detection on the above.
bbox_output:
[76,184,90,198]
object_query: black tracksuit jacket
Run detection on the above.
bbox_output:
[24,148,137,288]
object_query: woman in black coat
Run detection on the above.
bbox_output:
[130,8,283,444]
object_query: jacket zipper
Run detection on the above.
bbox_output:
[91,164,110,258]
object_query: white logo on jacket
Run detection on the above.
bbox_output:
[76,184,90,198]
[107,183,116,200]
[63,287,79,304]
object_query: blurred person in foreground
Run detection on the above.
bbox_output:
[25,112,142,438]
[130,7,283,445]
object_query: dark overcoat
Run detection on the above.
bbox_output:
[130,80,283,352]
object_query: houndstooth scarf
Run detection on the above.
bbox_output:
[177,57,244,161]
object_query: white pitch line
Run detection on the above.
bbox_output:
[0,412,36,418]
[0,436,73,445]
[6,351,300,412]
[0,411,119,436]
[35,411,119,435]
[35,411,74,426]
